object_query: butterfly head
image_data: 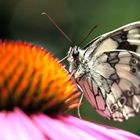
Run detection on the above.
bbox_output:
[67,46,86,80]
[69,46,79,58]
[67,46,82,73]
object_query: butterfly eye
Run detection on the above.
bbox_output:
[72,48,79,59]
[110,103,118,113]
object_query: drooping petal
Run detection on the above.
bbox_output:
[0,109,45,140]
[0,108,139,140]
[60,115,140,140]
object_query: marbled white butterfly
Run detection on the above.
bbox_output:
[67,21,140,122]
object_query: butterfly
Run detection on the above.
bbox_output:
[67,21,140,122]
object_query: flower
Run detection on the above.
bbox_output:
[0,41,139,140]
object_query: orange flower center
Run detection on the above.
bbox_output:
[0,41,80,114]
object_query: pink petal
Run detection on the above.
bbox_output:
[59,115,140,140]
[0,108,139,140]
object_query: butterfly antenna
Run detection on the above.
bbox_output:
[77,24,98,46]
[42,12,73,44]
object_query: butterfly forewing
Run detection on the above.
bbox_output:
[68,21,140,121]
[84,21,140,58]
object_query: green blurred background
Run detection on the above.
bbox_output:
[1,0,140,135]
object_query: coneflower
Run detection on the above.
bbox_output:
[0,41,139,140]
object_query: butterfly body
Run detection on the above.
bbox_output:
[67,21,140,121]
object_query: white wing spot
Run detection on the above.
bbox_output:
[96,38,118,52]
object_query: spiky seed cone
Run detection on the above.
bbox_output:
[0,41,79,114]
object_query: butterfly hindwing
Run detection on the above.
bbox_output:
[91,50,140,121]
[78,73,112,119]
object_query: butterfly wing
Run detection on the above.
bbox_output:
[68,22,140,121]
[78,74,112,119]
[89,50,140,121]
[84,21,140,59]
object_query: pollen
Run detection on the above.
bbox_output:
[0,41,80,114]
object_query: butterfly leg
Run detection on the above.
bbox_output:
[77,91,84,119]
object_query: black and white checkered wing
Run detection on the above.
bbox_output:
[90,50,140,121]
[84,21,140,56]
[82,21,140,121]
[68,21,140,121]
